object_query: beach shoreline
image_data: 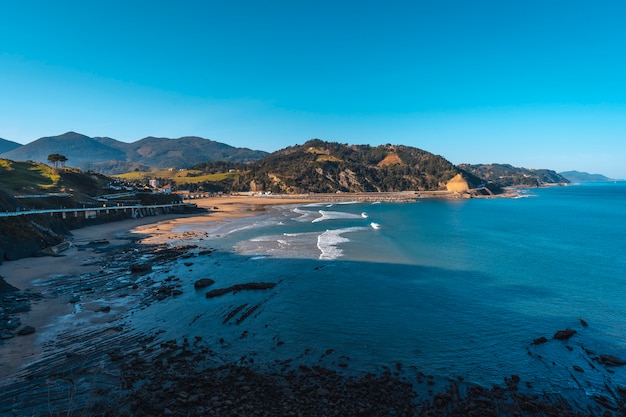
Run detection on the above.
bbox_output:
[0,196,320,375]
[0,193,616,416]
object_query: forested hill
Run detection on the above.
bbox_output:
[193,140,495,194]
[458,163,569,187]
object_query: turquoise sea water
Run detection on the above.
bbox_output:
[128,183,626,396]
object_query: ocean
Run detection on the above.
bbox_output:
[126,183,626,397]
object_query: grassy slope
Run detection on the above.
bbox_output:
[114,169,241,184]
[0,159,60,191]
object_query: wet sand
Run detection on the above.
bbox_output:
[0,196,317,376]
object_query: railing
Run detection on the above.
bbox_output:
[0,203,194,218]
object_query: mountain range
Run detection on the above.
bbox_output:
[1,131,609,193]
[0,137,21,154]
[0,132,268,174]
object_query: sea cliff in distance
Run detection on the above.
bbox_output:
[457,163,568,187]
[559,170,622,183]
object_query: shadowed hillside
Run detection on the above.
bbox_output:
[0,138,21,154]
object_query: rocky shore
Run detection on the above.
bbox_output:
[0,197,624,416]
[0,238,623,416]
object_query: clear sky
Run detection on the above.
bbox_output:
[1,0,625,178]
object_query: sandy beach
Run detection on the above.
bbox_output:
[1,195,317,286]
[0,196,318,377]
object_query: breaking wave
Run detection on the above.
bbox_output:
[317,226,368,260]
[312,210,366,223]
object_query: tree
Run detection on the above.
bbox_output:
[47,153,68,169]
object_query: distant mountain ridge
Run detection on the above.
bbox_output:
[0,137,22,154]
[559,170,617,183]
[0,132,268,174]
[458,163,569,187]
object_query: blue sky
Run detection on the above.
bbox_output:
[1,1,625,177]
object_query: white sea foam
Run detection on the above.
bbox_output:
[236,231,320,258]
[317,226,368,260]
[361,212,368,218]
[312,210,364,223]
[292,207,318,222]
[370,222,381,230]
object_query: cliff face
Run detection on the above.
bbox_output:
[446,174,470,193]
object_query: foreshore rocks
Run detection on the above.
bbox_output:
[101,335,622,417]
[596,355,626,367]
[1,234,624,416]
[0,276,38,342]
[553,329,577,340]
[206,282,277,298]
[193,278,215,289]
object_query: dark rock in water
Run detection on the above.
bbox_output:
[130,263,152,274]
[97,306,111,313]
[573,365,584,372]
[579,318,588,327]
[194,278,215,289]
[108,348,124,362]
[597,355,626,366]
[184,262,194,267]
[532,336,548,345]
[172,289,183,296]
[2,317,21,330]
[206,282,277,298]
[0,330,15,339]
[205,288,231,298]
[0,276,20,293]
[16,325,35,336]
[88,239,109,245]
[553,329,576,340]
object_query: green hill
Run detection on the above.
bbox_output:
[0,158,187,262]
[186,140,498,194]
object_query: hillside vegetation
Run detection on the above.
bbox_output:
[0,158,189,262]
[0,132,268,174]
[185,140,497,194]
[559,170,617,183]
[458,163,569,187]
[115,169,242,184]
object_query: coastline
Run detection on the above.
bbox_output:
[0,195,318,376]
[0,192,616,416]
